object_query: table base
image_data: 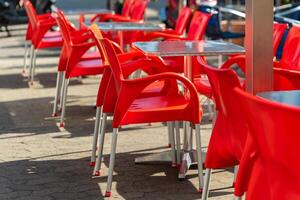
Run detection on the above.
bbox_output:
[135,150,206,179]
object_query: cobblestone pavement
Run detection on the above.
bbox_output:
[0,21,235,200]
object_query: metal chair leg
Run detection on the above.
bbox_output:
[52,71,63,117]
[29,49,37,85]
[233,165,239,187]
[59,78,69,127]
[58,73,66,112]
[105,128,119,197]
[90,107,102,166]
[93,113,107,176]
[167,121,172,148]
[23,41,29,75]
[195,124,204,192]
[168,122,176,167]
[175,121,181,168]
[235,196,242,200]
[28,45,34,83]
[201,168,212,199]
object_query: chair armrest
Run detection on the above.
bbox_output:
[120,58,168,78]
[221,55,246,73]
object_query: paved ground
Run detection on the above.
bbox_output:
[0,12,235,200]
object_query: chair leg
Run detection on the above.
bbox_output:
[58,73,66,112]
[168,122,176,167]
[52,71,63,117]
[28,45,34,84]
[195,124,204,192]
[233,165,239,187]
[30,50,37,85]
[90,107,102,167]
[201,168,212,199]
[167,122,172,148]
[105,128,119,197]
[93,113,107,176]
[23,41,29,75]
[59,78,69,127]
[175,121,181,168]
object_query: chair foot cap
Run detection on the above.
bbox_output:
[232,182,235,187]
[59,122,65,128]
[89,162,95,167]
[167,144,171,148]
[105,191,111,197]
[198,188,203,193]
[94,171,101,176]
[51,113,57,117]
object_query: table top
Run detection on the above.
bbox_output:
[91,22,164,31]
[62,8,114,15]
[132,40,245,57]
[257,90,300,107]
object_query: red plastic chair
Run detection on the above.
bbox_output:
[23,0,60,75]
[199,65,248,200]
[91,30,204,197]
[90,0,133,23]
[234,88,300,200]
[136,6,193,41]
[88,24,175,168]
[24,0,63,84]
[221,23,288,71]
[272,34,300,91]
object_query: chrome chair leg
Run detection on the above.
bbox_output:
[28,45,34,83]
[52,71,63,117]
[105,128,119,197]
[195,124,204,192]
[201,168,212,199]
[30,50,37,84]
[233,165,239,187]
[168,122,176,167]
[23,41,29,75]
[235,196,242,200]
[58,74,66,112]
[59,78,69,127]
[90,107,102,167]
[93,113,107,176]
[175,121,181,167]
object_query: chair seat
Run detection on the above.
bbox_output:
[69,59,105,78]
[81,51,101,60]
[44,31,61,38]
[120,94,194,125]
[193,77,213,98]
[37,36,63,49]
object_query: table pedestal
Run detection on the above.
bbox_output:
[135,149,206,179]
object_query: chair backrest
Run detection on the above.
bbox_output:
[24,0,38,32]
[283,25,300,49]
[202,65,248,168]
[129,0,150,20]
[279,35,300,70]
[235,88,300,200]
[187,11,212,40]
[91,26,123,92]
[174,6,193,35]
[53,10,72,50]
[121,0,133,17]
[273,23,288,56]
